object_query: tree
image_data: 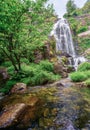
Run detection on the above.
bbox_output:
[66,0,77,16]
[82,0,90,14]
[0,0,55,72]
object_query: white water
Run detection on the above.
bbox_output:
[51,18,87,70]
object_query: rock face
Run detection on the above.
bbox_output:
[11,83,27,94]
[54,62,68,78]
[34,42,50,63]
[0,68,9,88]
[0,103,27,128]
[34,50,44,63]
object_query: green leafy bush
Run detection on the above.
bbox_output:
[21,61,60,85]
[0,80,17,93]
[30,71,60,86]
[77,26,88,34]
[1,61,60,93]
[84,71,90,78]
[77,62,90,71]
[1,61,12,67]
[70,71,88,82]
[39,60,54,72]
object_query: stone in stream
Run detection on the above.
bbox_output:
[0,103,27,128]
[0,96,45,129]
[11,83,27,94]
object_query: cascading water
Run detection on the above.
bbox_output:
[51,18,87,70]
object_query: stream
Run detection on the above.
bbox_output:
[0,78,90,130]
[27,79,90,130]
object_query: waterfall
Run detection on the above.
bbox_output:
[51,18,87,70]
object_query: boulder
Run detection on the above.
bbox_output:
[11,83,27,94]
[0,68,9,88]
[0,103,27,128]
[54,62,68,78]
[0,96,44,129]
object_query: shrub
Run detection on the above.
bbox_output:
[0,80,17,93]
[30,71,60,86]
[77,26,88,34]
[0,61,61,93]
[1,61,12,67]
[39,60,54,72]
[77,62,90,71]
[70,71,88,82]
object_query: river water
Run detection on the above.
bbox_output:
[27,79,90,130]
[0,79,90,130]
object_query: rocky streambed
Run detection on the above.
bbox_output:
[0,79,90,130]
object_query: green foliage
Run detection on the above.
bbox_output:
[70,62,90,82]
[77,62,90,71]
[82,1,90,14]
[0,80,17,93]
[84,71,90,78]
[79,38,90,52]
[1,61,12,67]
[0,61,60,93]
[29,71,60,86]
[68,18,78,33]
[70,71,88,82]
[66,0,77,16]
[39,60,54,72]
[20,60,60,85]
[0,0,55,71]
[77,26,88,34]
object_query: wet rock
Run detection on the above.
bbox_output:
[0,93,4,100]
[54,62,68,78]
[0,95,45,129]
[0,103,27,128]
[75,82,87,88]
[0,68,9,88]
[11,83,27,94]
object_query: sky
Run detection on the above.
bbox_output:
[48,0,87,17]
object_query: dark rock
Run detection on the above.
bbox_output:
[54,62,68,78]
[0,68,9,88]
[75,82,87,88]
[11,83,27,94]
[34,50,44,63]
[0,93,4,100]
[43,41,50,59]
